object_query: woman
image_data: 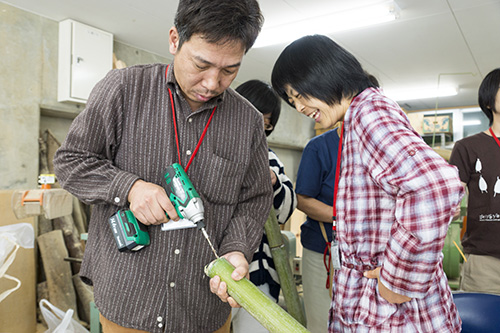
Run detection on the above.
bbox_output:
[271,35,464,332]
[295,74,379,333]
[294,126,339,333]
[231,80,297,333]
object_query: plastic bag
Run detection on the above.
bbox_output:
[0,223,34,303]
[39,299,89,333]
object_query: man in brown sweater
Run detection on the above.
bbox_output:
[54,1,272,332]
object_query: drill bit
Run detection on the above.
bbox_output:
[200,227,219,259]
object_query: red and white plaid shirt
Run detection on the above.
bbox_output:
[329,88,464,332]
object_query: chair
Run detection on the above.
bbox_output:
[453,292,500,332]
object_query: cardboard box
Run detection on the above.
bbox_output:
[0,190,36,333]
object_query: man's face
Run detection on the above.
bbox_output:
[169,27,245,111]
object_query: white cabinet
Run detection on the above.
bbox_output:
[58,19,113,103]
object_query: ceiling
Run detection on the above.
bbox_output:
[3,0,500,111]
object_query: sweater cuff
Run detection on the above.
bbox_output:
[107,171,141,207]
[218,240,251,262]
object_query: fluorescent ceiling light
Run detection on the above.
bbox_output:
[462,120,481,126]
[253,1,399,48]
[461,107,481,113]
[384,86,458,102]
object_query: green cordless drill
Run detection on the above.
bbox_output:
[109,163,218,257]
[162,163,219,258]
[162,163,205,228]
[108,209,150,252]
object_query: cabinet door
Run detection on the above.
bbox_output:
[70,22,113,101]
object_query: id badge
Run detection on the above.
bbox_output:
[331,240,341,270]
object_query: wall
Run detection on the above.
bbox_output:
[39,41,174,144]
[0,2,312,191]
[1,3,51,189]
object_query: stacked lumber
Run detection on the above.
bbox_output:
[35,130,94,328]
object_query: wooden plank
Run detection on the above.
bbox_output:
[53,215,83,274]
[73,275,94,324]
[37,230,79,320]
[39,215,53,235]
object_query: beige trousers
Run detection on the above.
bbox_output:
[460,253,500,295]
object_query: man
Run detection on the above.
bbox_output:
[54,1,272,332]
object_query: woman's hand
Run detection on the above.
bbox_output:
[452,205,461,220]
[270,168,277,185]
[364,267,411,304]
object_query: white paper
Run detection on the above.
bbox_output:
[331,241,341,270]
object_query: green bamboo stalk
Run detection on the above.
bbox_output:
[265,209,307,326]
[205,257,309,333]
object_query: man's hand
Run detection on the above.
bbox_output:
[127,179,178,225]
[364,267,411,304]
[209,251,249,308]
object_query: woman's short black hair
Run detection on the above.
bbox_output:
[236,80,281,136]
[478,68,500,126]
[174,0,263,53]
[271,34,376,107]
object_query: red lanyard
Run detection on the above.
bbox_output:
[489,127,500,149]
[166,66,217,172]
[332,123,344,231]
[323,122,344,289]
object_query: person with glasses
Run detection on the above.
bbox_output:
[230,79,297,332]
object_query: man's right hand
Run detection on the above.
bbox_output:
[127,179,179,225]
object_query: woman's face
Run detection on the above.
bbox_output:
[284,85,350,129]
[494,87,500,115]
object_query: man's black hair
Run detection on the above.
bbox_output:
[174,0,263,53]
[271,34,376,107]
[478,68,500,126]
[236,80,281,136]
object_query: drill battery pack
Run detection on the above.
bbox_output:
[109,210,150,252]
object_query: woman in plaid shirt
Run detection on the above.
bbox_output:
[272,35,464,332]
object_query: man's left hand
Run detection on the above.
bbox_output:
[364,267,411,304]
[209,251,249,308]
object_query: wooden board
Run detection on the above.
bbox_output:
[0,190,37,333]
[73,275,94,324]
[37,230,79,320]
